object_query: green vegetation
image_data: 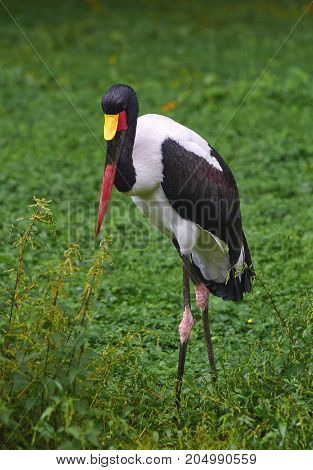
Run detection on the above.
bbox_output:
[0,0,312,449]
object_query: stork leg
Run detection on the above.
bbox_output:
[176,259,194,410]
[173,239,217,380]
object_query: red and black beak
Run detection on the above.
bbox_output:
[95,111,128,236]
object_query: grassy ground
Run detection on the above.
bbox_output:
[0,0,313,449]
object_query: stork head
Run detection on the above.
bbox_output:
[96,84,139,236]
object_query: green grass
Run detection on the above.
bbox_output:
[0,0,313,449]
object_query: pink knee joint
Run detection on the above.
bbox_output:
[179,307,194,344]
[195,283,209,311]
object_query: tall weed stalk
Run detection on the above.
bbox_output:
[0,198,135,449]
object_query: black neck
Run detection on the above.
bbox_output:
[114,121,137,193]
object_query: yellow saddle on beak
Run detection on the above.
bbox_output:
[104,114,119,141]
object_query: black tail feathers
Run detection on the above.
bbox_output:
[192,232,254,302]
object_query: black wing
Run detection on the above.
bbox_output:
[161,138,243,263]
[161,138,254,300]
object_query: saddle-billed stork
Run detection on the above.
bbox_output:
[96,84,254,407]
